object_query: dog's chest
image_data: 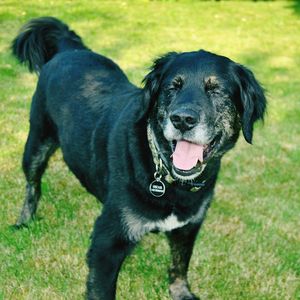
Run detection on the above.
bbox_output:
[124,212,187,242]
[147,213,189,232]
[123,195,211,242]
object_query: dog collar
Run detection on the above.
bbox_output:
[147,123,176,184]
[147,123,206,195]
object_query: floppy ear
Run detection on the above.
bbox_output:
[140,52,178,118]
[232,64,267,144]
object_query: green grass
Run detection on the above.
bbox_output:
[1,0,300,299]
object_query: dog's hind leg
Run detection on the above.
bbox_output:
[166,223,201,300]
[16,115,58,227]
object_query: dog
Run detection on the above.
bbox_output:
[12,17,266,300]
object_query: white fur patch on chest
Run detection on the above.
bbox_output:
[122,195,211,242]
[151,214,189,232]
[123,212,187,242]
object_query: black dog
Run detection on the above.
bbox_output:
[12,17,266,300]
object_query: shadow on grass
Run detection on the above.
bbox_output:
[288,0,300,16]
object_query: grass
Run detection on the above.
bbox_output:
[0,0,300,299]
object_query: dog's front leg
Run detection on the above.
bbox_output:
[166,222,202,300]
[86,211,136,300]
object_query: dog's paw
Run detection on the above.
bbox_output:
[169,278,200,300]
[181,295,200,300]
[12,223,29,230]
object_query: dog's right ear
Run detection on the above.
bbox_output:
[139,52,178,119]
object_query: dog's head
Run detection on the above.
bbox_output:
[143,50,266,181]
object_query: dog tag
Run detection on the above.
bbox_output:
[149,179,165,197]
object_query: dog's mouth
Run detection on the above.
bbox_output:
[170,135,221,179]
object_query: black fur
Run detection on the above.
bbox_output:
[12,17,86,73]
[12,17,266,300]
[231,63,266,143]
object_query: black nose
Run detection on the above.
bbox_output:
[170,109,199,132]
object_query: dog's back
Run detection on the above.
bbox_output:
[12,17,137,126]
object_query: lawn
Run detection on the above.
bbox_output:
[0,0,299,299]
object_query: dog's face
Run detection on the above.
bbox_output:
[143,50,266,181]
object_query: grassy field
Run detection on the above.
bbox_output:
[0,1,299,299]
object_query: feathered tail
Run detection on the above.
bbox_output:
[12,17,88,74]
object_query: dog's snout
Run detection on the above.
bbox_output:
[170,109,199,132]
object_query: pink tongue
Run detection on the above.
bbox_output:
[172,140,204,170]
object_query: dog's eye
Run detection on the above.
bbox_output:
[171,76,184,90]
[164,77,183,99]
[205,76,220,95]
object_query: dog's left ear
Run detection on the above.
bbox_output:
[232,63,267,144]
[139,52,178,119]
